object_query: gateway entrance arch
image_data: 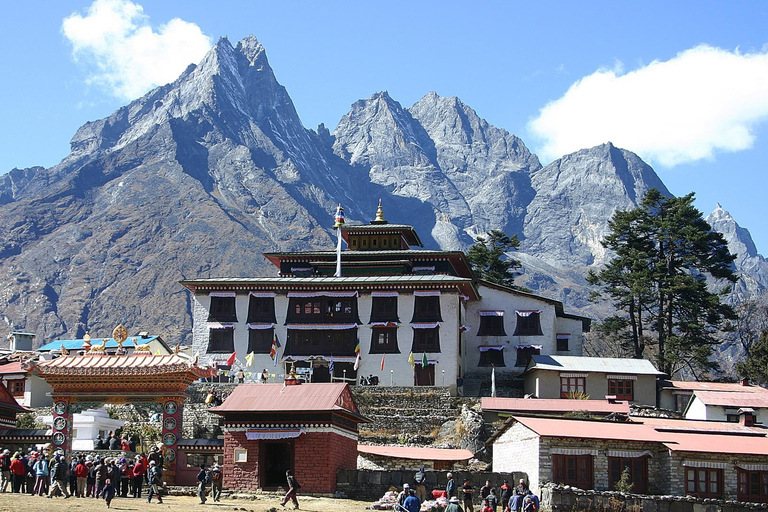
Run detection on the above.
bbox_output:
[23,342,214,484]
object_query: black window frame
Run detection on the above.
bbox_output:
[370,296,399,323]
[285,328,357,356]
[369,327,400,354]
[478,348,506,367]
[411,296,443,322]
[738,469,768,503]
[685,467,723,499]
[477,314,506,336]
[513,311,542,336]
[515,346,540,367]
[557,335,570,352]
[552,454,593,490]
[208,328,235,353]
[412,327,441,353]
[208,296,238,322]
[247,328,274,354]
[608,456,648,493]
[287,297,358,324]
[247,296,276,324]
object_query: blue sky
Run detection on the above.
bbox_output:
[3,1,768,253]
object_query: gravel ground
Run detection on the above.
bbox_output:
[0,492,371,512]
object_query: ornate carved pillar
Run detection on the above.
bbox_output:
[160,396,184,485]
[51,396,73,455]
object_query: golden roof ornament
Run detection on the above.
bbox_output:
[112,324,128,348]
[374,199,385,222]
[83,332,92,351]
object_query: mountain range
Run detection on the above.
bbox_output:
[1,35,765,346]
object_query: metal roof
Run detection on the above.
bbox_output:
[0,381,28,413]
[358,444,474,461]
[660,381,768,392]
[692,390,768,408]
[181,275,472,285]
[37,336,161,352]
[526,355,664,375]
[25,353,214,379]
[0,362,24,375]
[481,397,630,415]
[211,382,365,418]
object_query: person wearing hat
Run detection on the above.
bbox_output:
[446,496,464,512]
[403,486,421,512]
[196,464,208,504]
[118,457,131,498]
[396,483,411,508]
[0,448,10,493]
[210,463,223,502]
[132,456,145,498]
[146,460,163,504]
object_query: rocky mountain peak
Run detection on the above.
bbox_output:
[707,204,758,260]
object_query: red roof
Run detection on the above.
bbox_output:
[0,381,28,414]
[693,390,768,408]
[482,397,629,415]
[358,445,474,461]
[663,381,768,393]
[504,415,768,457]
[211,383,363,416]
[0,362,25,375]
[26,353,214,378]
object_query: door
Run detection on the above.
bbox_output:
[260,441,293,489]
[414,363,435,386]
[311,364,330,383]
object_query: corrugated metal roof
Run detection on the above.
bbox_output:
[182,275,471,285]
[211,383,361,415]
[662,381,768,393]
[358,445,474,461]
[481,397,630,414]
[0,381,28,413]
[27,353,214,378]
[38,336,159,352]
[527,355,664,375]
[0,362,24,375]
[693,390,768,408]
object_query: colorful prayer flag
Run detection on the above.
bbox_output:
[353,339,361,370]
[408,351,415,368]
[334,204,345,277]
[274,332,281,348]
[380,353,385,371]
[226,351,237,366]
[329,356,335,374]
[422,352,428,367]
[245,352,255,367]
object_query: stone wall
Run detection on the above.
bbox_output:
[539,483,768,512]
[336,470,528,501]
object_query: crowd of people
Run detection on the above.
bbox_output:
[0,444,168,507]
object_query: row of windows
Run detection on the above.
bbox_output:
[477,313,543,337]
[553,455,763,501]
[559,377,636,400]
[208,296,443,324]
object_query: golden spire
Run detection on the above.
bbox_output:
[373,199,386,223]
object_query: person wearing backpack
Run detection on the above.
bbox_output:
[280,469,300,509]
[0,449,11,493]
[146,460,163,504]
[33,454,50,496]
[196,464,208,504]
[210,463,223,502]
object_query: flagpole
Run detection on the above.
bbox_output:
[334,204,345,277]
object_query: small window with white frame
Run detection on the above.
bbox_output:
[234,449,247,463]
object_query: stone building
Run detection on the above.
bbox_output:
[181,203,589,395]
[210,381,368,493]
[490,412,768,502]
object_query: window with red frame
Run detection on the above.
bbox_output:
[552,454,593,489]
[685,467,723,499]
[560,376,585,398]
[738,469,768,503]
[608,379,634,400]
[6,380,24,397]
[608,457,648,493]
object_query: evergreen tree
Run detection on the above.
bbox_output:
[736,329,768,386]
[588,189,737,376]
[466,230,521,287]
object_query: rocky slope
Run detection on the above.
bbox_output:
[0,35,763,346]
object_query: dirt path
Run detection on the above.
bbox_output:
[0,493,371,512]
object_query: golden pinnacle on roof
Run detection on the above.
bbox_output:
[372,199,387,224]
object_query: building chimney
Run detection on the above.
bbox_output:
[738,408,756,427]
[741,378,750,386]
[605,394,617,404]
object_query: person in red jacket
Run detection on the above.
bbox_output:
[74,458,89,498]
[9,453,25,493]
[131,457,145,498]
[120,437,130,452]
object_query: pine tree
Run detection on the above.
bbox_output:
[466,230,521,287]
[736,329,768,386]
[589,189,737,376]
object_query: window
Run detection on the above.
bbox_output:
[552,454,593,489]
[247,329,273,354]
[478,348,506,367]
[6,380,24,396]
[560,376,586,398]
[234,449,248,463]
[608,379,634,400]
[208,328,234,353]
[513,311,542,336]
[675,393,692,413]
[185,452,224,469]
[685,467,723,498]
[412,327,440,353]
[515,346,540,367]
[412,296,442,322]
[477,313,506,336]
[557,334,570,351]
[370,296,398,322]
[608,457,648,493]
[370,328,399,354]
[247,296,275,323]
[285,329,357,356]
[738,469,768,503]
[208,296,238,322]
[287,298,357,323]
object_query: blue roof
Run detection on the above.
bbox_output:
[38,336,160,352]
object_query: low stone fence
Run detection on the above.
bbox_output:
[336,469,528,501]
[540,483,768,512]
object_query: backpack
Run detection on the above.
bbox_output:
[197,469,208,482]
[211,469,222,482]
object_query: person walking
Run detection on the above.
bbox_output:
[210,463,223,502]
[33,454,50,496]
[48,455,71,498]
[74,457,89,498]
[0,449,10,493]
[196,464,208,504]
[132,456,145,498]
[280,469,300,509]
[101,478,116,508]
[146,460,163,504]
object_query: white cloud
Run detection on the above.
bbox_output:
[528,45,768,167]
[62,0,212,100]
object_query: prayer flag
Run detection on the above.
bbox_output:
[422,352,428,367]
[226,351,237,367]
[274,332,281,348]
[334,204,345,277]
[353,339,361,370]
[408,351,415,368]
[329,357,335,374]
[380,353,385,371]
[154,348,163,355]
[245,352,255,367]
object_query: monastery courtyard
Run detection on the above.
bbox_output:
[0,493,371,512]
